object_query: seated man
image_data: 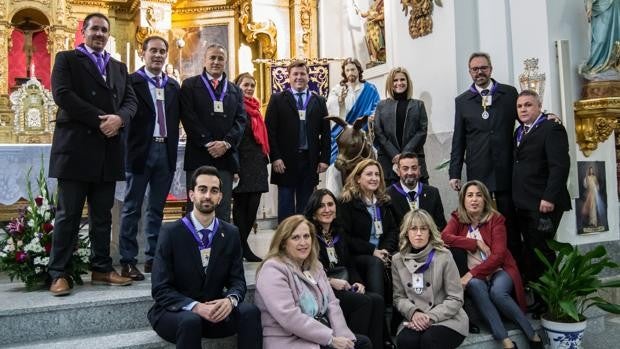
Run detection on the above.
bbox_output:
[148,166,262,349]
[387,152,447,229]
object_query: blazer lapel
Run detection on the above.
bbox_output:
[164,81,176,110]
[203,228,225,284]
[418,185,430,209]
[285,90,298,113]
[77,52,108,88]
[134,79,156,113]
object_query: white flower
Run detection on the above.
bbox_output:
[44,211,51,221]
[0,251,6,258]
[6,244,15,252]
[27,219,35,228]
[7,238,14,246]
[24,238,44,253]
[35,267,42,274]
[16,240,23,247]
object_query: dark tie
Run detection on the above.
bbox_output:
[212,79,219,90]
[199,228,213,247]
[154,76,167,137]
[523,125,530,134]
[407,191,417,202]
[480,89,490,96]
[93,52,105,75]
[296,92,304,110]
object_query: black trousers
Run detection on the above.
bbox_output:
[232,192,262,257]
[49,179,116,279]
[153,302,262,349]
[320,334,372,349]
[396,325,465,349]
[492,190,521,265]
[354,255,386,298]
[515,208,563,285]
[335,289,384,349]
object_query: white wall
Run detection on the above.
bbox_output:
[253,0,291,58]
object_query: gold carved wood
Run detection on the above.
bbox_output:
[574,80,620,157]
[401,0,442,39]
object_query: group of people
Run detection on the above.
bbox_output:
[45,10,572,349]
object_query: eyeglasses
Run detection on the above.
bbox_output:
[469,66,490,73]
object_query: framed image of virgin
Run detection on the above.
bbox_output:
[575,161,609,234]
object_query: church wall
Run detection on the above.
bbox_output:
[253,0,291,58]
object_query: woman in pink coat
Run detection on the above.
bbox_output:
[255,215,371,349]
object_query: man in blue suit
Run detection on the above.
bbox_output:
[149,166,262,349]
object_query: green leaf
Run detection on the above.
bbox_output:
[559,300,581,322]
[594,302,620,314]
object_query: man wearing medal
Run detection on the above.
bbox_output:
[119,36,181,281]
[388,152,446,230]
[48,12,137,296]
[265,60,331,222]
[448,52,521,260]
[149,166,262,348]
[180,44,246,222]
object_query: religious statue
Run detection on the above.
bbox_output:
[354,0,386,67]
[401,0,443,39]
[579,0,620,80]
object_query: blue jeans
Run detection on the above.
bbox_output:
[119,142,173,265]
[466,270,535,340]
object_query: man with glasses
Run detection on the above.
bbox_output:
[448,52,521,260]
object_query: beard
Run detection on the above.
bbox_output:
[402,176,418,188]
[347,74,358,83]
[194,200,217,214]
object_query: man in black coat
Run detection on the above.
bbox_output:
[387,153,446,230]
[265,60,331,222]
[119,36,180,280]
[448,52,520,259]
[180,44,246,222]
[149,166,262,349]
[512,90,570,303]
[48,13,137,296]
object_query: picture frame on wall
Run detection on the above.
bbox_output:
[575,161,609,235]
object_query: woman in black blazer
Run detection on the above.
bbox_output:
[374,67,428,184]
[338,159,398,298]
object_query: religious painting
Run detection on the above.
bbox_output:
[352,0,386,69]
[270,63,330,97]
[575,161,609,235]
[168,25,229,81]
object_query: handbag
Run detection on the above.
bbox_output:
[326,266,349,282]
[314,313,331,328]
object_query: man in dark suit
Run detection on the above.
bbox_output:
[149,166,262,349]
[180,44,246,222]
[48,13,136,296]
[448,52,521,259]
[387,152,446,230]
[512,90,570,314]
[265,60,331,222]
[119,36,180,280]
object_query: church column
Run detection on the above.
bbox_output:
[289,0,318,58]
[0,23,11,95]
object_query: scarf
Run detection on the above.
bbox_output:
[243,96,270,157]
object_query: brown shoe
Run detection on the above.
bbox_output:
[144,259,153,273]
[91,270,133,286]
[50,277,71,296]
[121,263,145,281]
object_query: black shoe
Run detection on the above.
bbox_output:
[383,340,396,349]
[469,321,480,334]
[121,263,145,281]
[244,252,262,262]
[512,341,518,349]
[529,340,544,349]
[144,260,153,273]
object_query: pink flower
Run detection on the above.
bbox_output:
[35,196,43,206]
[43,223,54,233]
[15,251,27,263]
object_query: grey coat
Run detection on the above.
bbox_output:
[374,98,428,182]
[391,245,469,337]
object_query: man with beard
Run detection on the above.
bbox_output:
[448,52,521,260]
[149,166,262,348]
[180,44,246,222]
[326,58,380,195]
[387,152,446,230]
[265,60,331,222]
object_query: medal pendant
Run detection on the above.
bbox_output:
[200,248,211,267]
[374,221,383,237]
[155,88,165,101]
[213,101,224,113]
[298,110,306,121]
[414,287,424,295]
[482,111,489,119]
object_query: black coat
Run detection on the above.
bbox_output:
[180,73,246,172]
[512,118,571,212]
[265,90,331,186]
[337,198,398,255]
[125,71,180,173]
[148,218,246,328]
[374,98,428,181]
[233,124,269,194]
[449,81,518,192]
[49,49,137,182]
[316,225,363,284]
[387,183,447,230]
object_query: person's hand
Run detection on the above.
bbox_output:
[351,282,365,294]
[449,179,461,191]
[539,200,555,213]
[272,159,286,174]
[317,162,329,173]
[409,311,432,331]
[98,114,122,137]
[206,141,228,158]
[204,298,233,323]
[391,154,400,164]
[460,272,473,288]
[547,113,562,124]
[373,249,389,263]
[476,240,491,257]
[329,278,351,291]
[331,336,355,349]
[191,302,213,321]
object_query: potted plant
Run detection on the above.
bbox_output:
[529,240,620,349]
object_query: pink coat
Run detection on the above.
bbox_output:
[255,257,355,349]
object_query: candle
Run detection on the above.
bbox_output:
[126,42,131,68]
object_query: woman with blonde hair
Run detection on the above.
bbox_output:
[373,67,428,184]
[441,180,543,349]
[338,159,397,300]
[255,215,371,349]
[392,209,468,348]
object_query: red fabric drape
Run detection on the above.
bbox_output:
[7,30,51,90]
[74,21,84,47]
[8,30,26,91]
[32,31,50,89]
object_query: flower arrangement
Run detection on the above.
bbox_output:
[0,164,90,290]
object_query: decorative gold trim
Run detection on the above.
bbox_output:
[300,0,310,47]
[237,0,277,59]
[574,97,620,157]
[401,0,442,39]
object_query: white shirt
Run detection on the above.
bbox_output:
[143,68,166,137]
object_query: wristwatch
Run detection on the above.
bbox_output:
[227,295,238,308]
